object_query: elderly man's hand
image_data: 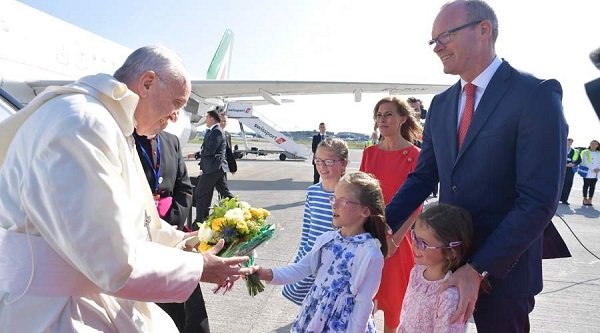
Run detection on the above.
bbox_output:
[181,231,199,252]
[199,239,254,284]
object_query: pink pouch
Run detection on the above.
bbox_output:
[157,196,173,218]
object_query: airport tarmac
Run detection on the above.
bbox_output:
[183,143,600,332]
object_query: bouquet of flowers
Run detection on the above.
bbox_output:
[196,196,275,296]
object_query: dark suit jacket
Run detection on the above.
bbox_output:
[312,133,324,154]
[386,61,570,297]
[312,132,323,166]
[199,125,228,174]
[135,131,193,229]
[224,130,232,149]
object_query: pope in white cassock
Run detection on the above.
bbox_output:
[0,46,251,332]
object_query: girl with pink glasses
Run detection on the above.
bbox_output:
[399,204,475,333]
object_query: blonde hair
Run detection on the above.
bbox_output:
[317,137,349,175]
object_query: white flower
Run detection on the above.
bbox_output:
[197,223,216,242]
[238,201,251,210]
[225,207,244,222]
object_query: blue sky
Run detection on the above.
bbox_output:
[18,0,600,145]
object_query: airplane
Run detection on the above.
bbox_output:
[0,0,449,156]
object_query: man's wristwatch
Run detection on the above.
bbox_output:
[468,260,489,280]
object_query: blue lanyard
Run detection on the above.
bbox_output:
[133,133,161,194]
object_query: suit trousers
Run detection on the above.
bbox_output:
[313,163,320,184]
[473,277,535,333]
[560,167,575,202]
[193,169,233,227]
[157,285,210,333]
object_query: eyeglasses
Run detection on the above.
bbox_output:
[314,158,342,166]
[328,195,361,209]
[428,20,483,49]
[410,229,462,250]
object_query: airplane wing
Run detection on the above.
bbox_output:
[191,80,449,104]
[223,97,295,106]
[25,80,448,98]
[1,2,450,148]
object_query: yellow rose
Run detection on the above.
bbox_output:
[262,208,271,217]
[236,220,249,234]
[250,207,261,219]
[211,217,226,232]
[246,220,260,234]
[252,208,269,219]
[197,241,213,253]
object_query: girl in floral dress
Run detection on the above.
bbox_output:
[282,137,349,305]
[399,204,474,333]
[255,171,388,332]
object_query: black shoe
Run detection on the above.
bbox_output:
[563,201,570,205]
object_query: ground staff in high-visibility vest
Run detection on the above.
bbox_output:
[560,138,580,205]
[578,140,600,206]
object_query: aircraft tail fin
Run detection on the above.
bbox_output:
[206,29,234,80]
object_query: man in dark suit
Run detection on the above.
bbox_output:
[134,130,209,333]
[311,122,327,184]
[220,113,233,150]
[192,110,233,227]
[385,1,569,332]
[219,113,237,175]
[560,138,580,205]
[407,96,427,122]
[134,130,192,230]
[408,97,437,197]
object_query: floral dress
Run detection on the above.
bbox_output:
[399,265,466,333]
[282,183,335,305]
[272,230,384,333]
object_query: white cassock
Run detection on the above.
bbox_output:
[0,74,203,332]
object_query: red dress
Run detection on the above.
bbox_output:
[359,144,420,328]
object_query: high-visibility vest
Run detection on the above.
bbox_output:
[581,149,594,164]
[571,148,579,163]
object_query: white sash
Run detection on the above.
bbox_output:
[0,228,99,298]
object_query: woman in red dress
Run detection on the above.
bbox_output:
[359,96,423,333]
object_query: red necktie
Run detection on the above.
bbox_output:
[458,83,476,149]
